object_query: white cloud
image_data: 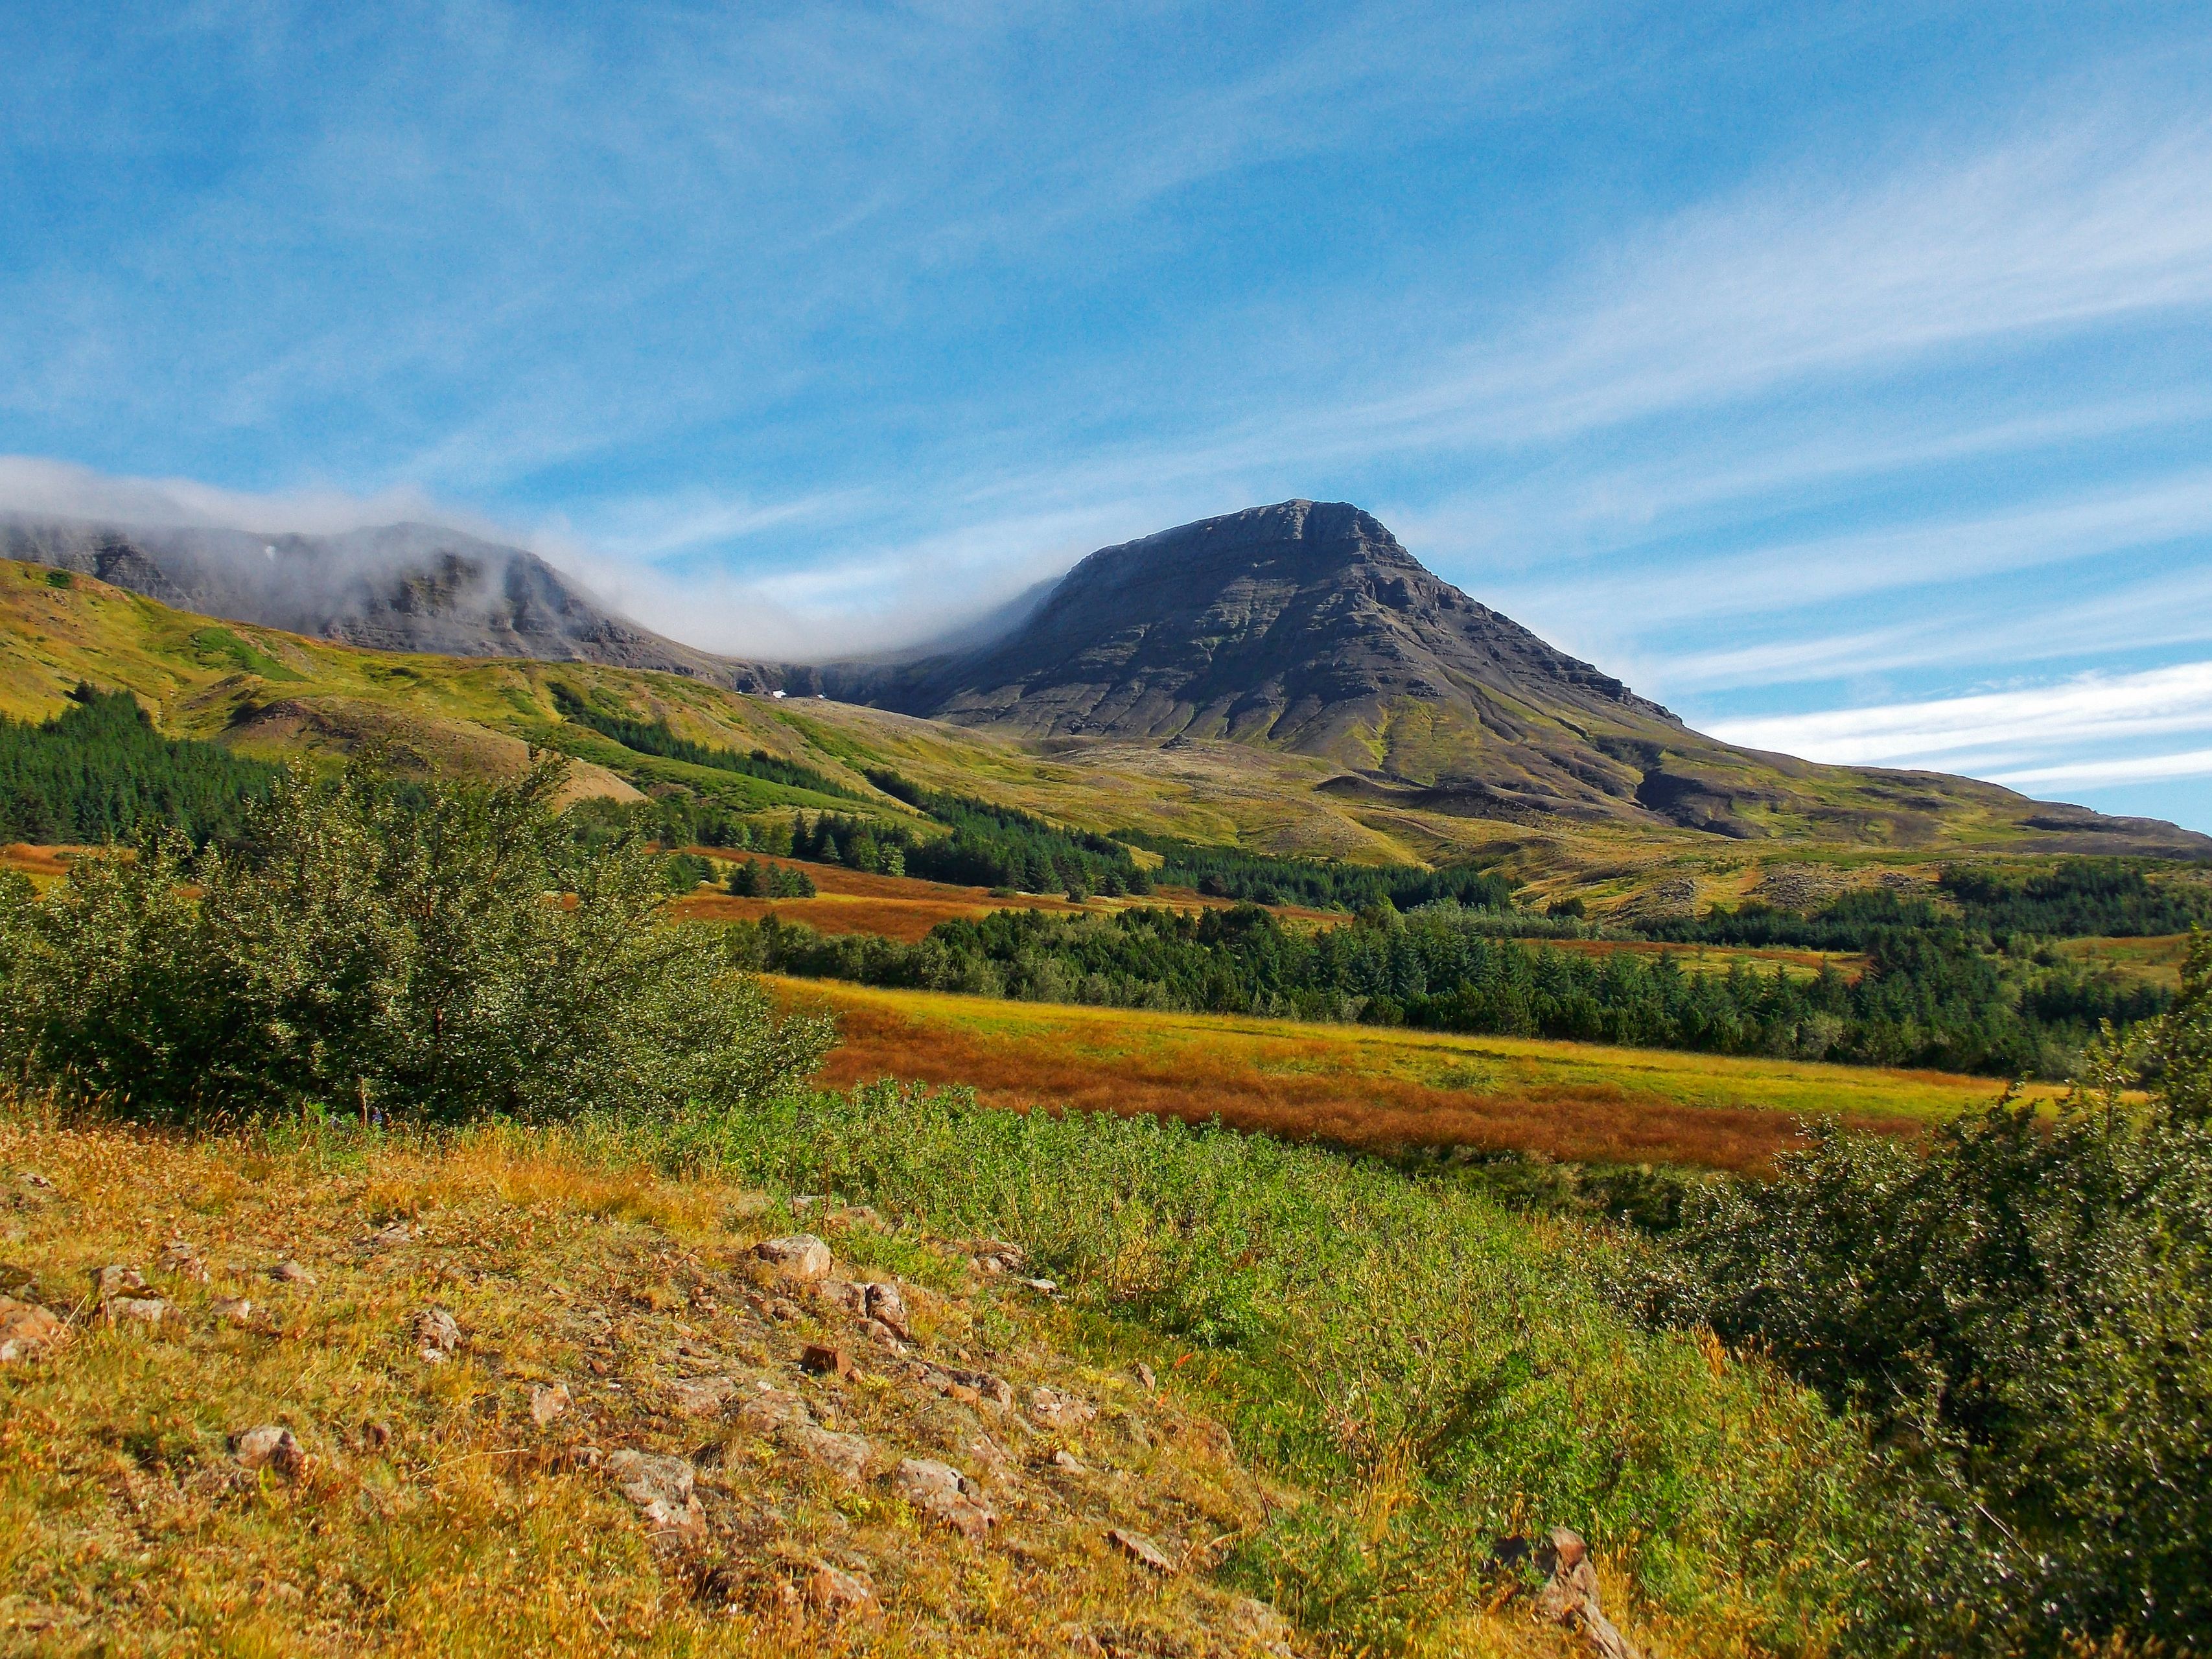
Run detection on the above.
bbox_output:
[1710,661,2212,771]
[1989,748,2212,789]
[0,454,481,539]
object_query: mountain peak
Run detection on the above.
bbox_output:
[848,500,1673,769]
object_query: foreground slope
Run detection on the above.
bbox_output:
[0,1086,1881,1656]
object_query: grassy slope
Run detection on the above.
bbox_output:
[0,1113,1318,1657]
[2,1087,1882,1656]
[2058,933,2195,993]
[0,560,2167,907]
[778,977,2034,1172]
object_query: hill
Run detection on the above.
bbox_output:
[0,514,752,685]
[1,555,2205,917]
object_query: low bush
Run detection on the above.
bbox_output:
[1640,934,2212,1652]
[0,757,828,1125]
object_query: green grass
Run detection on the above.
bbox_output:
[623,1082,1886,1654]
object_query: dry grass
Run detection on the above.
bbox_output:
[666,853,1339,942]
[780,979,2040,1173]
[0,1110,1421,1657]
[1,844,91,893]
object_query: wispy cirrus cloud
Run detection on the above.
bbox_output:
[1709,662,2212,781]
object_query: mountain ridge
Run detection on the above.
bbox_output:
[0,514,753,685]
[5,502,2206,859]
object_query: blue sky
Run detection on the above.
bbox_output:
[5,3,2212,830]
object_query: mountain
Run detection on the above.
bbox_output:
[0,515,753,685]
[804,500,2209,855]
[6,498,2206,863]
[824,499,1669,734]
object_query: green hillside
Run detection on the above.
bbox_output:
[5,558,2204,916]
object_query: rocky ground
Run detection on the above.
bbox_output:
[0,1119,1336,1656]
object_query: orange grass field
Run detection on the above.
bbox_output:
[775,977,2050,1173]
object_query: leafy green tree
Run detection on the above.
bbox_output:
[0,756,829,1125]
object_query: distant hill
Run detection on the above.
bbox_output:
[0,515,756,686]
[5,494,2206,867]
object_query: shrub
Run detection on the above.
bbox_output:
[725,857,814,898]
[1643,933,2212,1652]
[0,757,830,1125]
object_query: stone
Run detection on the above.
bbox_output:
[366,1221,416,1248]
[1028,1385,1097,1431]
[93,1264,149,1296]
[234,1424,306,1479]
[1108,1527,1175,1575]
[806,1562,875,1612]
[666,1375,739,1416]
[817,1277,869,1315]
[736,1387,814,1433]
[108,1295,170,1325]
[210,1296,254,1325]
[800,1343,852,1378]
[753,1235,832,1281]
[1018,1277,1059,1296]
[158,1242,209,1282]
[795,1425,871,1483]
[970,1239,1027,1275]
[863,1281,910,1338]
[859,1317,903,1347]
[607,1448,695,1509]
[1051,1448,1086,1473]
[894,1457,994,1541]
[414,1306,461,1360]
[531,1383,572,1426]
[1133,1362,1156,1391]
[926,1365,1013,1409]
[0,1294,68,1364]
[605,1450,704,1544]
[366,1421,393,1449]
[269,1259,316,1286]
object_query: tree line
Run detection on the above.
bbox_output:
[0,686,279,846]
[735,899,2170,1077]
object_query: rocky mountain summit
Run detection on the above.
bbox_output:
[819,500,1673,752]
